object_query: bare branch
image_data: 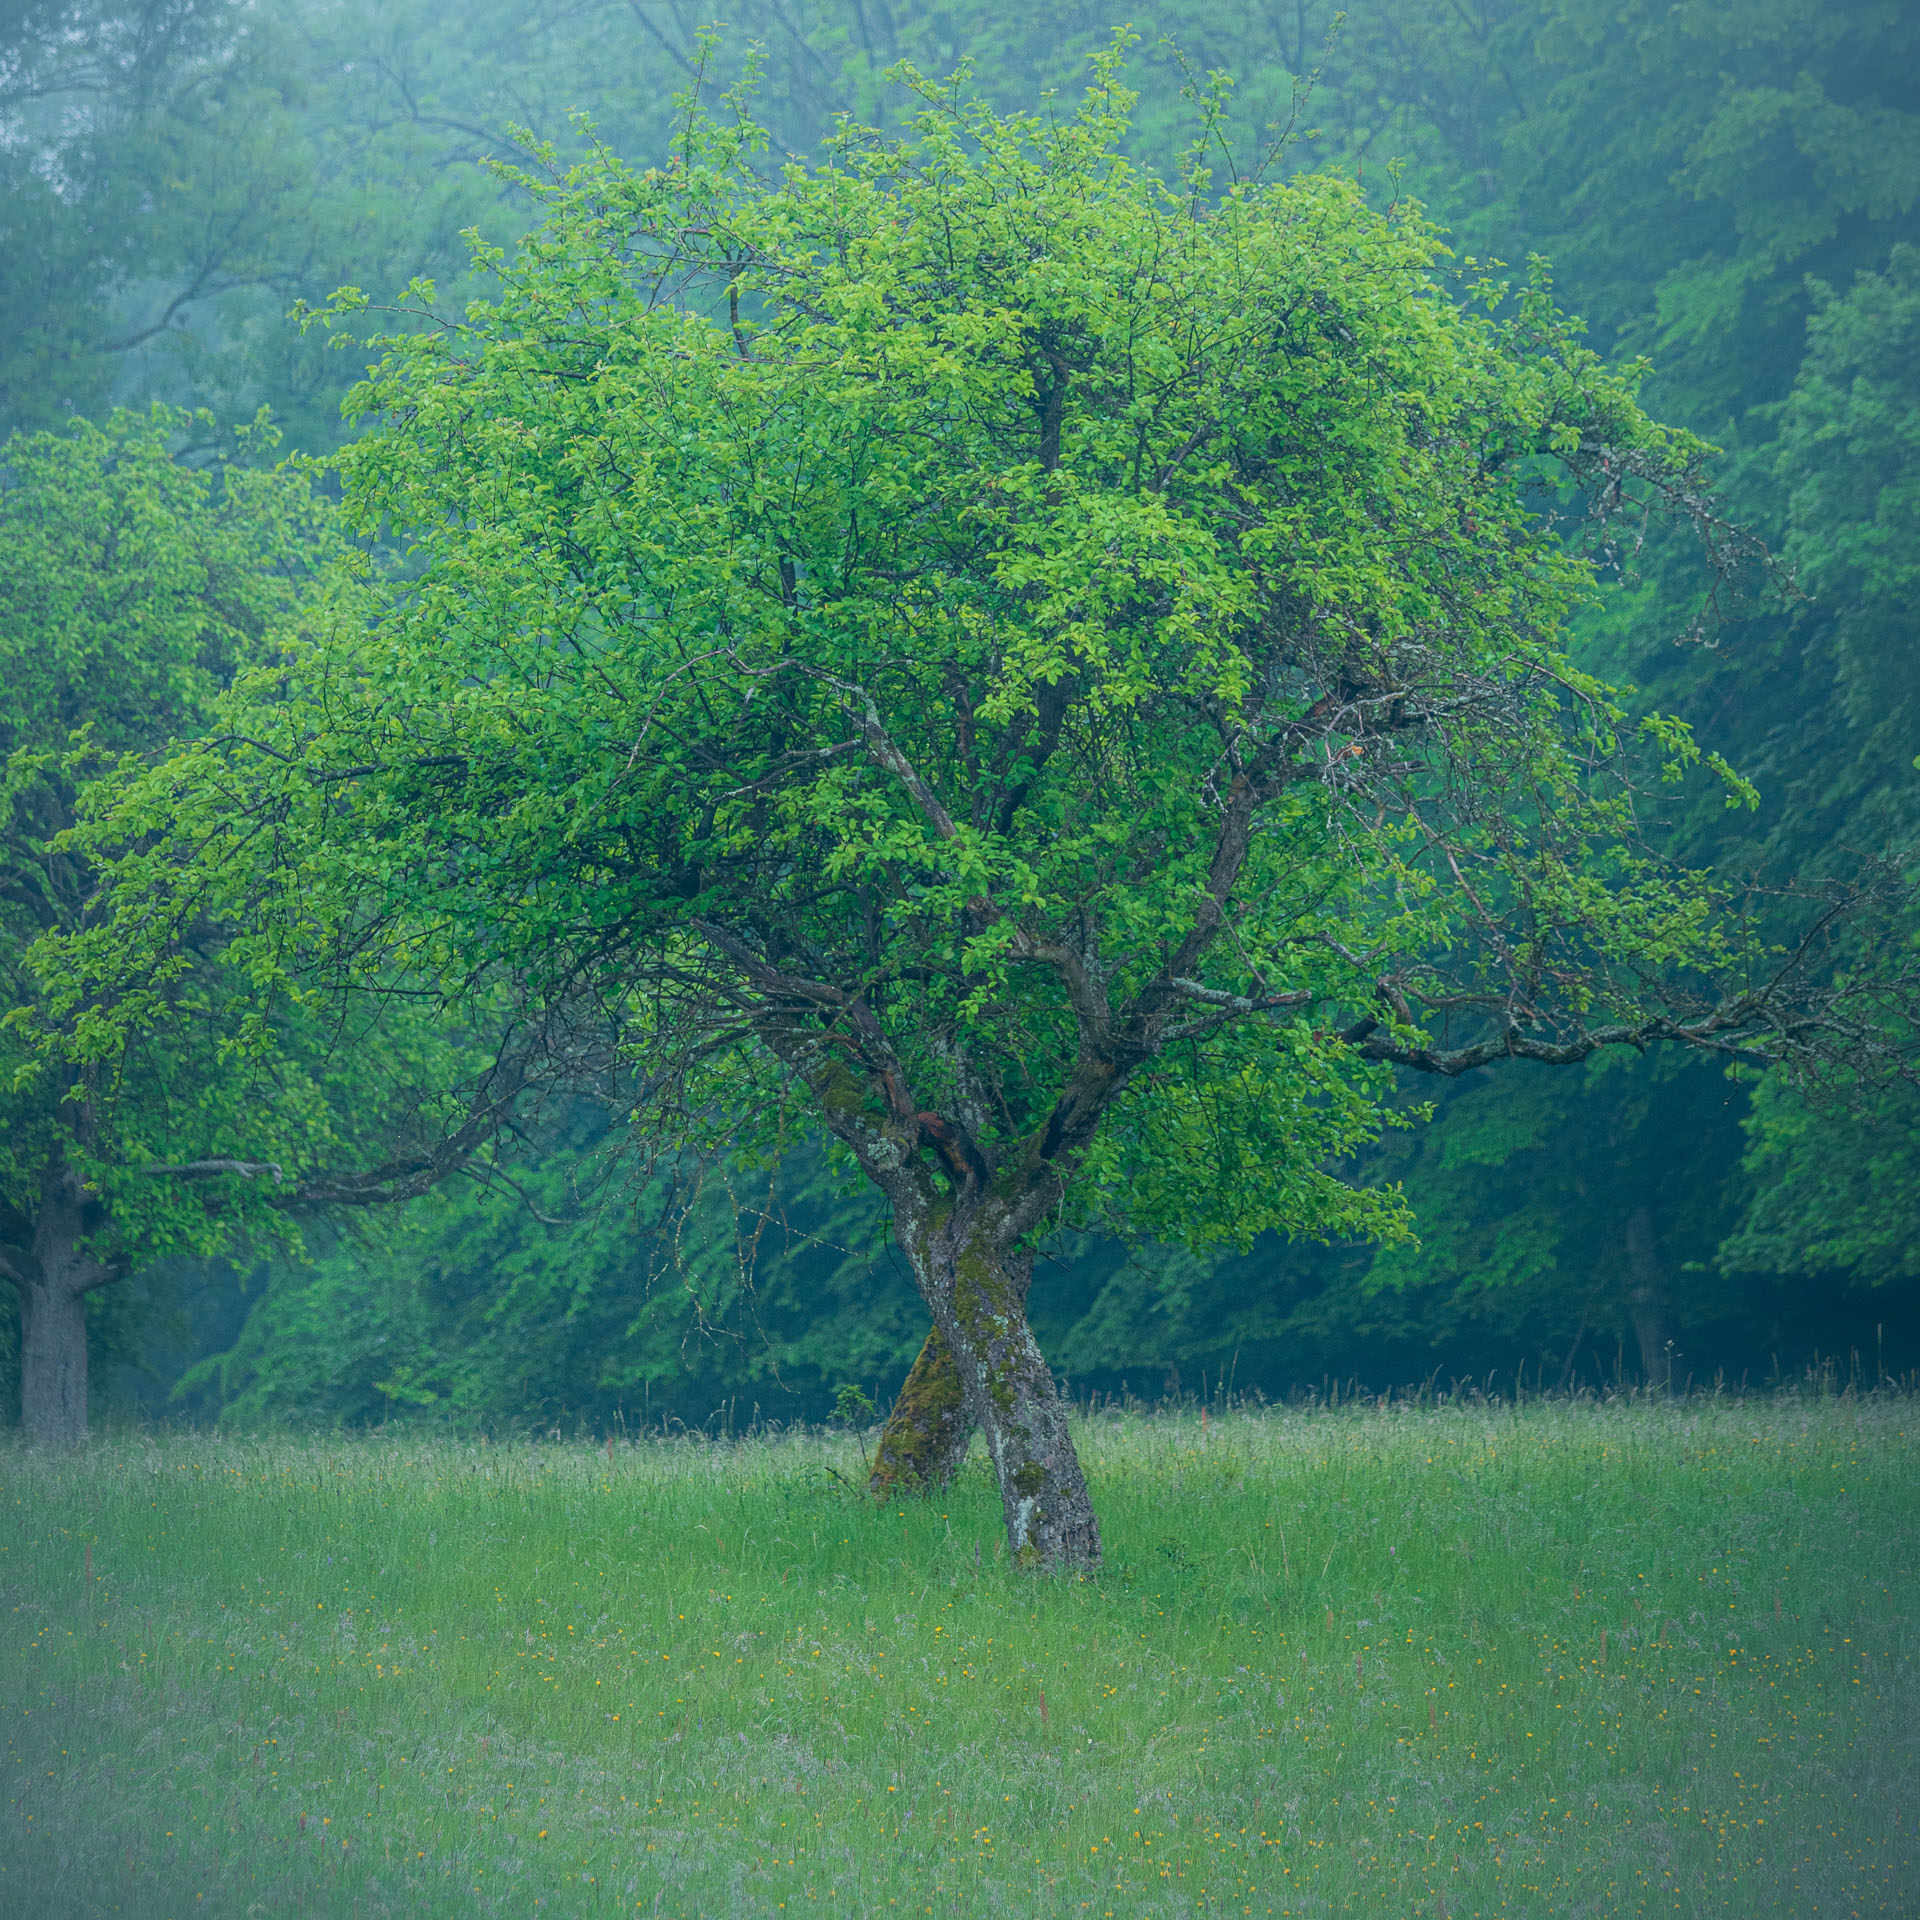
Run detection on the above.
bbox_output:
[836,688,959,841]
[144,1157,286,1183]
[1168,978,1315,1015]
[1010,929,1112,1046]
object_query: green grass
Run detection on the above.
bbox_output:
[3,1395,1915,1918]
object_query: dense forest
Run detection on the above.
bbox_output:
[3,0,1917,1440]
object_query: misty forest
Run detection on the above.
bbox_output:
[2,1,1917,1914]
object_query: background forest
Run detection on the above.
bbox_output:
[4,0,1918,1432]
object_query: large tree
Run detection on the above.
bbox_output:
[0,407,331,1441]
[1,408,565,1443]
[70,64,1911,1560]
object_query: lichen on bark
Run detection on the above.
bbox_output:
[892,1199,1102,1571]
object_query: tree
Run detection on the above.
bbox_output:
[165,1123,916,1431]
[81,62,1911,1562]
[1485,0,1920,428]
[0,407,327,1440]
[1203,0,1920,1379]
[0,0,1026,450]
[0,0,673,446]
[1361,1053,1752,1387]
[1494,239,1920,1345]
[0,407,564,1443]
[0,0,329,435]
[1709,244,1920,1289]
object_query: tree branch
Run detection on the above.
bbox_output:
[1010,929,1112,1046]
[694,920,995,1190]
[1168,978,1315,1015]
[144,1158,285,1182]
[845,693,959,841]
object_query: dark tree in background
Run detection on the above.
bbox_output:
[0,409,575,1441]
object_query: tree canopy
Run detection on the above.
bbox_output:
[0,408,334,1439]
[0,408,566,1442]
[55,58,1913,1551]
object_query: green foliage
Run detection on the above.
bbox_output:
[1475,0,1920,426]
[0,0,701,445]
[0,406,539,1444]
[78,60,1785,1353]
[0,406,344,1265]
[1715,242,1920,1287]
[14,0,1919,1413]
[831,1381,877,1427]
[1278,1,1920,1356]
[0,406,316,836]
[1769,243,1920,805]
[1609,247,1920,1300]
[169,1130,920,1429]
[1726,1077,1920,1287]
[1367,1057,1748,1341]
[0,0,1476,442]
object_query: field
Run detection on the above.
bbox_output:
[3,1393,1915,1918]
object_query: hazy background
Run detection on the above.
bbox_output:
[5,0,1917,1428]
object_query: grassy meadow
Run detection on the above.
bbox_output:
[2,1393,1915,1918]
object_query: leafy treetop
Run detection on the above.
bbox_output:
[64,62,1886,1255]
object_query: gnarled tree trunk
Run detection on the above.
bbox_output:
[869,1324,974,1497]
[905,1200,1099,1570]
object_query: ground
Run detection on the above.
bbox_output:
[2,1394,1915,1917]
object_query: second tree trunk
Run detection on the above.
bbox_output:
[869,1324,974,1496]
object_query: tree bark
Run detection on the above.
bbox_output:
[905,1201,1100,1570]
[870,1323,974,1497]
[18,1276,89,1447]
[756,1015,1096,1567]
[1624,1205,1672,1391]
[8,1166,122,1446]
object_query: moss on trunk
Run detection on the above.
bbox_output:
[898,1207,1102,1571]
[868,1324,972,1497]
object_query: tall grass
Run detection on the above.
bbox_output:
[3,1392,1914,1916]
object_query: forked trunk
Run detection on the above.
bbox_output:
[869,1324,973,1496]
[904,1202,1100,1571]
[18,1277,89,1448]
